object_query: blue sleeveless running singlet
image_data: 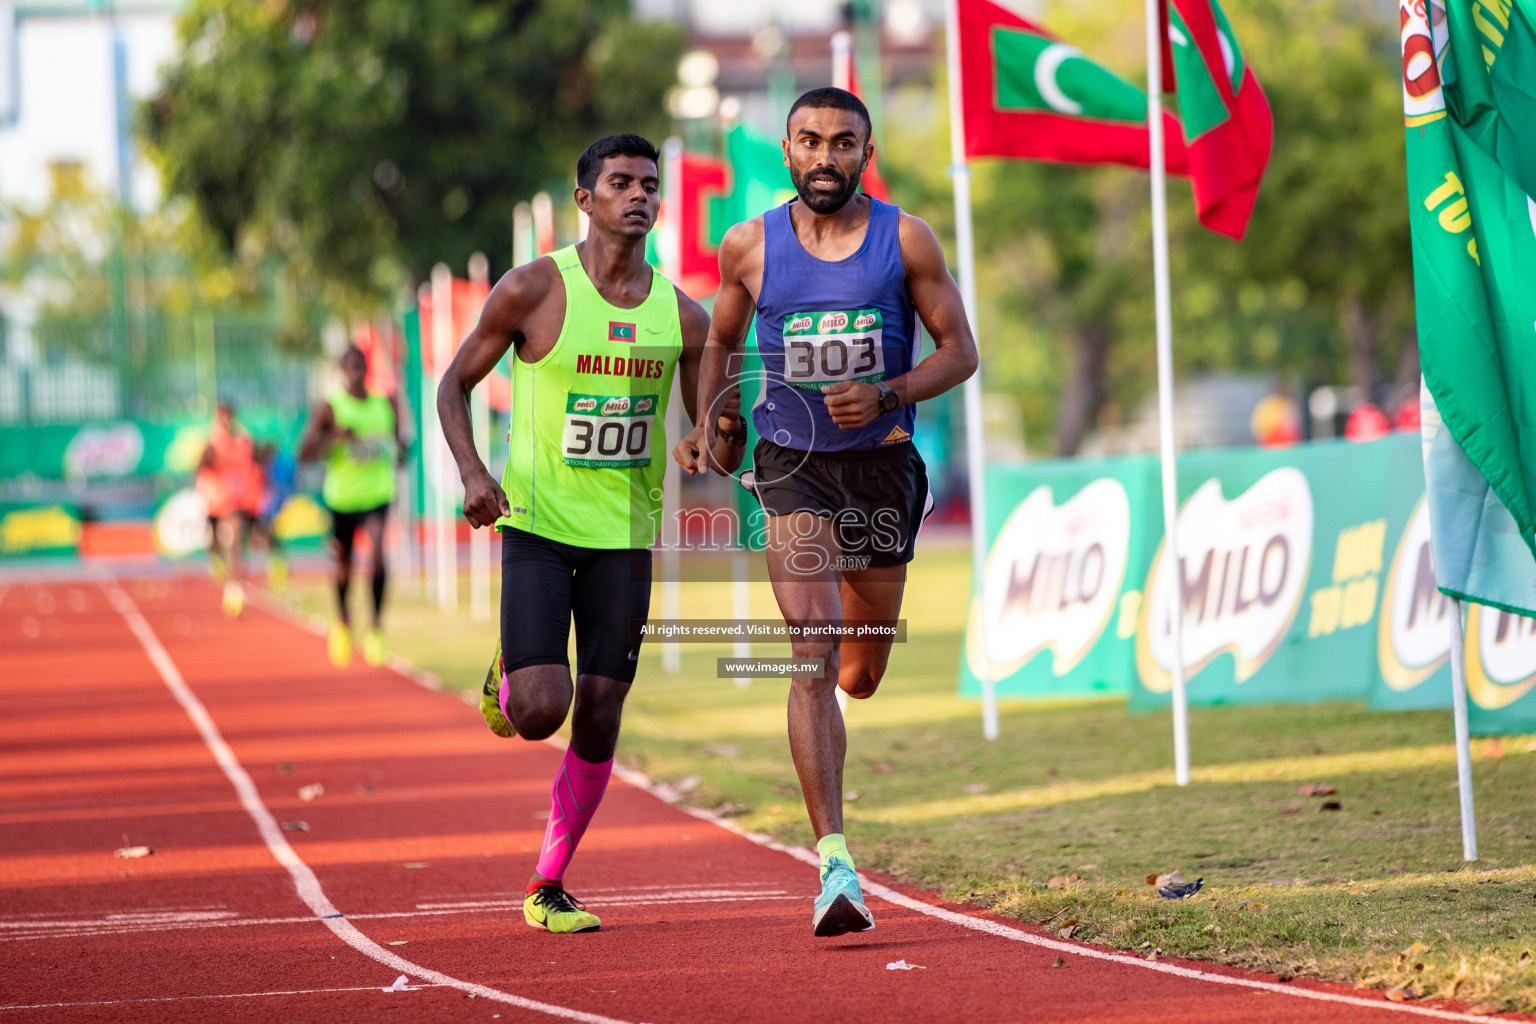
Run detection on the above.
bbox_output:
[751,197,919,453]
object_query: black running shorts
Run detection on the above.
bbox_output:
[500,527,651,684]
[329,503,388,560]
[750,439,932,569]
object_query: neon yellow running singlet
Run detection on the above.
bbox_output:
[496,246,682,549]
[323,390,397,513]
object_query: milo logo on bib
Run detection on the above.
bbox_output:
[562,392,657,469]
[781,307,886,391]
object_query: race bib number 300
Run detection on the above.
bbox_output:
[562,393,656,468]
[781,309,886,391]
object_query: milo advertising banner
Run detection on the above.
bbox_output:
[0,503,83,558]
[961,434,1536,733]
[959,457,1152,699]
[1370,444,1536,731]
[1130,440,1387,709]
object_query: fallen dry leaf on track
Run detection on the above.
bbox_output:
[113,846,153,859]
[280,821,309,832]
[1383,986,1415,1002]
[1051,956,1068,968]
[297,783,324,802]
[1467,1004,1500,1016]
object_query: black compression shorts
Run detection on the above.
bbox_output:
[500,527,652,684]
[329,503,389,560]
[750,438,932,568]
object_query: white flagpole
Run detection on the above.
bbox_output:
[945,0,997,741]
[416,282,436,603]
[513,202,534,268]
[430,263,458,613]
[661,137,684,674]
[1448,598,1479,860]
[831,29,852,89]
[1145,0,1190,786]
[467,253,492,624]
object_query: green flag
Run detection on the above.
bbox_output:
[709,124,797,246]
[1403,0,1536,617]
[710,124,796,547]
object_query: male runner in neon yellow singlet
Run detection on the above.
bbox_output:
[437,135,745,934]
[298,345,408,668]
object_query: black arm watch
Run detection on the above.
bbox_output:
[875,381,900,414]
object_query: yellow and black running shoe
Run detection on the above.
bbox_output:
[524,884,600,933]
[480,639,515,738]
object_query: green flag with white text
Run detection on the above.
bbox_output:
[1402,0,1536,617]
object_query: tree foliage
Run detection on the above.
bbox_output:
[884,0,1413,454]
[142,0,683,315]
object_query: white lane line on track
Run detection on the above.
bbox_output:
[0,894,802,943]
[246,583,1513,1024]
[610,764,1513,1024]
[0,984,446,1012]
[100,580,634,1024]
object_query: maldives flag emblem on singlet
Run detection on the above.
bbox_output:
[608,322,635,342]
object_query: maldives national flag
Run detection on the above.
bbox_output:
[957,0,1189,172]
[1161,0,1273,238]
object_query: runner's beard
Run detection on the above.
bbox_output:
[791,163,862,214]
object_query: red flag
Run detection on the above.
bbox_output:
[1159,0,1273,239]
[676,153,728,299]
[831,30,890,200]
[957,0,1189,172]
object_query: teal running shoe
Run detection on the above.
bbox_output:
[812,857,874,937]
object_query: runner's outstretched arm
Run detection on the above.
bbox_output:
[821,213,978,429]
[437,262,553,528]
[674,219,761,476]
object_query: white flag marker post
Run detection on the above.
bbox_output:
[660,138,685,674]
[1448,598,1479,860]
[944,0,997,740]
[468,253,492,624]
[430,263,458,613]
[416,283,436,602]
[1144,0,1191,786]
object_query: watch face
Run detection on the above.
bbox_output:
[880,388,899,412]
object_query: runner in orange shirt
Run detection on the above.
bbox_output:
[196,401,259,617]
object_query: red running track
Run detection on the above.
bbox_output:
[0,574,1519,1023]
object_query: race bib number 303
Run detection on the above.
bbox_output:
[781,308,886,391]
[562,393,657,469]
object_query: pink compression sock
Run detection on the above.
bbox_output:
[533,747,614,884]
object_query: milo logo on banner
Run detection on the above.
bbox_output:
[1378,497,1453,690]
[1137,468,1313,690]
[967,479,1131,678]
[1467,604,1536,709]
[780,308,886,390]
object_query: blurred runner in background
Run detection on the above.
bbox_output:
[251,442,292,591]
[196,400,257,617]
[299,345,407,667]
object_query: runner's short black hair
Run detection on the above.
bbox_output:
[786,87,872,143]
[576,134,661,190]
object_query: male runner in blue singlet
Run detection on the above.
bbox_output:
[675,88,977,937]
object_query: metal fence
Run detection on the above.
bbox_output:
[1,313,322,426]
